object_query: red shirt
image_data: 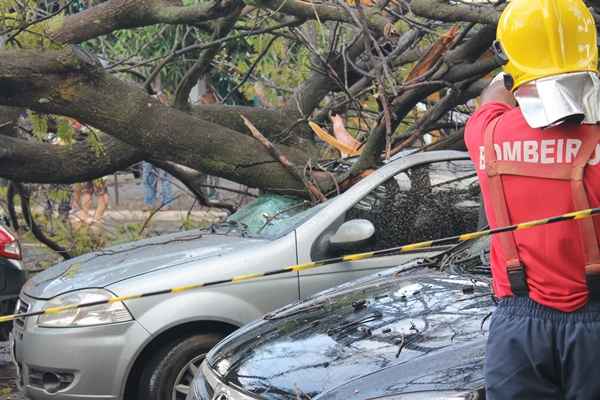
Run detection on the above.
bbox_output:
[465,102,600,312]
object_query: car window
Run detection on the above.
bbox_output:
[346,160,480,251]
[226,194,324,239]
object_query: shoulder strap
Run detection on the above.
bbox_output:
[484,117,528,295]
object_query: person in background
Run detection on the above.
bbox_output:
[67,119,110,226]
[142,162,174,211]
[73,179,109,225]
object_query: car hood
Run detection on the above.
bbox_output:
[23,230,268,299]
[207,264,493,400]
[314,338,486,400]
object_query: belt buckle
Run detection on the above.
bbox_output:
[507,264,529,296]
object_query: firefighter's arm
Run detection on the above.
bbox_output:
[479,73,517,107]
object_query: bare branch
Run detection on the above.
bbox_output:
[174,3,244,110]
[143,17,304,93]
[151,160,238,212]
[242,115,326,202]
[350,25,500,174]
[12,182,72,260]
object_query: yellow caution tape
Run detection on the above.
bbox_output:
[2,207,599,324]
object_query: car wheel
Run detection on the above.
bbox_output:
[138,333,224,400]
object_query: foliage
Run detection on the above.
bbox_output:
[231,33,312,105]
[0,1,65,49]
[84,24,202,90]
[28,110,48,140]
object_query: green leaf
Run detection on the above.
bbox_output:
[57,118,75,145]
[28,111,48,140]
[87,130,106,157]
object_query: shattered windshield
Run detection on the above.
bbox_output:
[220,194,324,239]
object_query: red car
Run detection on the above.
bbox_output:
[0,224,26,340]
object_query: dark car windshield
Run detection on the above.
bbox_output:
[222,194,325,239]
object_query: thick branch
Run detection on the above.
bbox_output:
[410,0,500,25]
[0,134,144,183]
[0,104,317,187]
[0,106,21,137]
[191,104,316,146]
[49,0,242,44]
[0,48,320,196]
[249,0,391,35]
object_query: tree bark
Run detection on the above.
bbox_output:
[0,134,144,183]
[249,0,392,35]
[48,0,242,44]
[410,0,500,25]
[191,104,315,146]
[0,106,21,137]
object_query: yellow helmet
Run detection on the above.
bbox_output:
[497,0,598,90]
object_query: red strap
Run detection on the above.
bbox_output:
[493,161,572,180]
[484,117,521,268]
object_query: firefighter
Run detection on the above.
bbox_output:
[465,0,600,398]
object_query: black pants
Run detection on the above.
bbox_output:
[486,297,600,399]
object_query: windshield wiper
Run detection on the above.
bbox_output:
[210,220,249,235]
[264,300,330,320]
[327,311,383,338]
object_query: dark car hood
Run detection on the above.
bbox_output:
[207,264,493,399]
[23,230,267,299]
[315,338,486,400]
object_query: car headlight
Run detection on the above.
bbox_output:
[378,391,480,400]
[38,289,132,328]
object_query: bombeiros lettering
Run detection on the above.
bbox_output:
[478,139,600,169]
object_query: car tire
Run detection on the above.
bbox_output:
[137,333,224,400]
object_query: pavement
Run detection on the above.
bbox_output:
[0,341,21,400]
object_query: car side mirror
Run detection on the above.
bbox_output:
[329,219,375,252]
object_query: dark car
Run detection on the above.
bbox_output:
[188,235,493,400]
[0,223,26,340]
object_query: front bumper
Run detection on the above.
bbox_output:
[189,361,256,400]
[12,294,150,400]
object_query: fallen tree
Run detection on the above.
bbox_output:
[2,0,581,200]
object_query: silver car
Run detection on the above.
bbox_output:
[12,150,480,400]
